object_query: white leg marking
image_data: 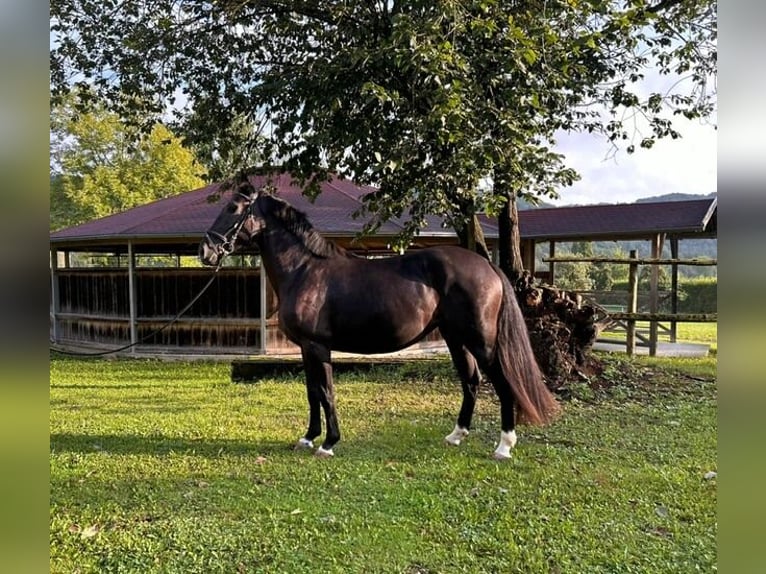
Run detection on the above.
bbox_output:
[295,437,314,450]
[493,430,518,460]
[445,425,469,446]
[315,445,334,458]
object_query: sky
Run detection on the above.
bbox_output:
[547,57,718,208]
[550,116,717,207]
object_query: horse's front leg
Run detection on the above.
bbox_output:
[298,342,340,457]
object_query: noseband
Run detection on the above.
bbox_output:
[205,191,256,257]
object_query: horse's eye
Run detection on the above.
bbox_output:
[227,203,237,214]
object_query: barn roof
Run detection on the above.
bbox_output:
[511,195,717,241]
[50,173,717,250]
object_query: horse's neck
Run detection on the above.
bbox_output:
[257,227,317,293]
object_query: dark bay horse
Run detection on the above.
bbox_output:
[199,182,559,459]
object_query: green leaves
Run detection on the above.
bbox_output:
[50,0,716,247]
[50,93,207,230]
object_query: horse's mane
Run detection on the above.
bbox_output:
[260,194,351,259]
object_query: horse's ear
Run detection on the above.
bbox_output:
[260,184,277,197]
[238,181,259,200]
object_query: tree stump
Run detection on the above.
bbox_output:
[514,272,604,389]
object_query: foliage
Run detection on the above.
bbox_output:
[50,0,717,254]
[50,352,716,573]
[608,276,716,313]
[545,242,630,290]
[639,265,672,290]
[674,277,717,314]
[50,93,207,230]
[555,261,594,291]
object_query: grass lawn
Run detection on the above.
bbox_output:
[598,321,717,355]
[50,352,717,573]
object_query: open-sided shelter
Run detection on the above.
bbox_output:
[49,173,716,356]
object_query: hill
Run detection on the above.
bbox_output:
[536,192,718,277]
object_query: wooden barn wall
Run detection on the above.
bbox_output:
[53,268,263,351]
[52,265,449,355]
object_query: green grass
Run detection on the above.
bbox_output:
[675,322,717,347]
[599,321,717,354]
[50,353,717,573]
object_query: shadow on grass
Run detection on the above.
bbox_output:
[50,432,295,458]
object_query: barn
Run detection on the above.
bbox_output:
[49,173,716,357]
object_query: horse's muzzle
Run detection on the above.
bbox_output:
[198,237,219,267]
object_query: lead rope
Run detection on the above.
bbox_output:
[50,262,224,357]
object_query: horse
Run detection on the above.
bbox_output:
[199,181,559,459]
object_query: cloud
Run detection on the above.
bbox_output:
[552,117,717,206]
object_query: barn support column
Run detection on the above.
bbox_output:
[626,250,639,356]
[670,237,680,343]
[259,258,268,354]
[648,233,666,356]
[548,242,556,284]
[50,249,60,343]
[521,239,536,278]
[127,242,138,353]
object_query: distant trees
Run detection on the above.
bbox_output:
[50,93,207,230]
[553,242,629,291]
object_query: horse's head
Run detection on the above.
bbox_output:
[199,182,265,267]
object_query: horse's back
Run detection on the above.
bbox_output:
[415,245,503,294]
[283,244,504,354]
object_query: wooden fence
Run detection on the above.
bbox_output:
[543,251,717,356]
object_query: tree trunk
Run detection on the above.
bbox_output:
[456,213,491,260]
[494,169,602,388]
[495,175,524,282]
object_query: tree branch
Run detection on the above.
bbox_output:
[646,0,685,14]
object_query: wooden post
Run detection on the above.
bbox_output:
[259,257,268,354]
[670,238,679,343]
[521,239,536,277]
[548,242,556,285]
[50,249,60,343]
[626,250,638,356]
[127,242,138,353]
[648,234,665,356]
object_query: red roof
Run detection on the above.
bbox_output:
[50,173,716,247]
[511,196,717,241]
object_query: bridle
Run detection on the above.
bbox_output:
[205,190,258,258]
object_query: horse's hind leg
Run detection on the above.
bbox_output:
[444,339,481,447]
[298,342,340,457]
[484,360,517,460]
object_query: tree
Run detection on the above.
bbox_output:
[557,242,595,291]
[50,0,716,271]
[50,0,716,383]
[50,94,207,230]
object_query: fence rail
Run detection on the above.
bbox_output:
[543,250,717,356]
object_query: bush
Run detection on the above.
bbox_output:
[609,276,716,313]
[678,276,717,313]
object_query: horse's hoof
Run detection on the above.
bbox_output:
[315,446,334,458]
[492,451,512,461]
[445,426,469,446]
[295,438,314,451]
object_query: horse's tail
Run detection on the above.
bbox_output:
[492,266,560,425]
